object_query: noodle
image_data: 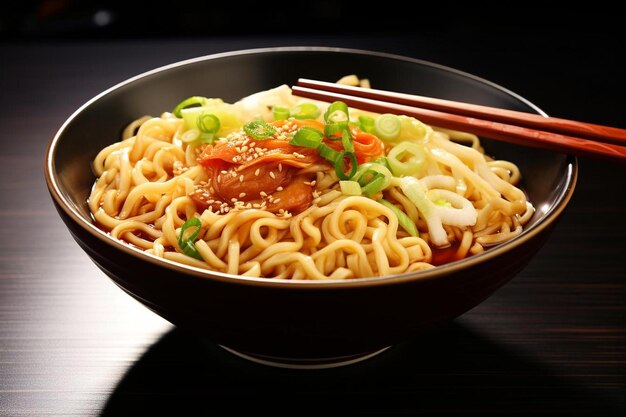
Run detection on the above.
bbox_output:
[88,82,534,280]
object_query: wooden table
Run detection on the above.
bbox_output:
[1,34,624,415]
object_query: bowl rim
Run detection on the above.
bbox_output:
[44,46,578,289]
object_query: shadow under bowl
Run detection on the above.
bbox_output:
[45,47,577,367]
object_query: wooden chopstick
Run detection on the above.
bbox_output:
[293,80,626,162]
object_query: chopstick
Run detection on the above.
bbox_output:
[293,79,626,162]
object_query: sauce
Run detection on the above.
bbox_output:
[430,243,467,266]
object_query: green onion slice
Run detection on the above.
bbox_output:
[358,116,375,133]
[243,120,275,140]
[290,127,324,148]
[339,180,362,196]
[317,143,341,163]
[178,217,203,260]
[341,130,355,153]
[374,114,402,141]
[361,173,386,197]
[197,113,220,134]
[290,103,321,120]
[173,96,208,118]
[324,122,349,139]
[379,199,418,237]
[387,141,425,176]
[372,156,391,171]
[352,162,393,191]
[324,101,350,123]
[334,151,357,180]
[273,106,290,120]
[199,133,215,144]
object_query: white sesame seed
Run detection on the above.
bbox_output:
[221,170,228,175]
[276,186,284,191]
[278,163,283,172]
[310,180,317,186]
[239,175,244,183]
[249,142,256,147]
[239,192,246,198]
[253,203,261,208]
[255,168,260,176]
[273,198,281,203]
[231,197,238,202]
[260,191,267,197]
[269,171,276,179]
[231,171,237,177]
[253,153,259,158]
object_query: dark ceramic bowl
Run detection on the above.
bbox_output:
[45,47,576,368]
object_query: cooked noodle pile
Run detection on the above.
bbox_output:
[89,80,534,280]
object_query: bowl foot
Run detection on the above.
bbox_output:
[219,345,391,369]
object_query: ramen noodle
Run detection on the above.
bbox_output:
[88,78,534,280]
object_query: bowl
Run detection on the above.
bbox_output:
[45,47,577,368]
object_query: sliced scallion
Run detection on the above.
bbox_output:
[334,151,357,180]
[341,130,355,153]
[273,106,290,120]
[173,96,208,118]
[324,122,349,139]
[317,143,341,163]
[290,103,321,120]
[324,101,350,123]
[178,217,203,260]
[197,113,220,134]
[379,199,418,237]
[358,116,375,133]
[290,127,324,148]
[243,120,275,140]
[374,114,402,141]
[387,141,425,176]
[339,180,362,196]
[360,173,386,197]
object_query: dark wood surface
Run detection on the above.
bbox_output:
[1,33,625,415]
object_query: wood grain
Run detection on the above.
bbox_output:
[1,37,625,415]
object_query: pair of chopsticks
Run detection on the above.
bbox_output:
[292,78,626,162]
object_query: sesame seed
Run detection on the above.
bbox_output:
[239,175,244,183]
[276,186,284,191]
[253,153,259,158]
[220,170,228,175]
[241,146,248,152]
[260,191,267,197]
[245,203,252,209]
[255,168,260,176]
[231,171,237,177]
[235,147,242,153]
[239,192,246,198]
[253,203,261,208]
[273,198,281,203]
[231,197,238,203]
[207,199,215,204]
[278,163,283,172]
[269,171,276,179]
[303,181,311,186]
[249,142,256,147]
[310,180,317,186]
